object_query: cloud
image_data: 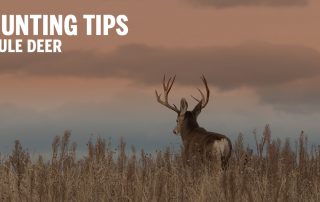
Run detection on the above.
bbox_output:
[185,0,308,8]
[1,42,320,88]
[1,42,320,112]
[257,76,320,113]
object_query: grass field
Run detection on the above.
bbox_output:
[1,125,320,202]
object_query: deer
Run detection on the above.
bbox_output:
[155,75,232,169]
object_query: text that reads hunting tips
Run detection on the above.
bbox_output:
[0,14,129,53]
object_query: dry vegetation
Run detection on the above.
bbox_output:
[1,125,320,202]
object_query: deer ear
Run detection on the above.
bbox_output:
[192,101,202,117]
[180,98,188,115]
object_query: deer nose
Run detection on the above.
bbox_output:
[173,130,177,134]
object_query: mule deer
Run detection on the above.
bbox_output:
[155,75,232,169]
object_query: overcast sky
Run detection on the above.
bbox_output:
[1,0,320,154]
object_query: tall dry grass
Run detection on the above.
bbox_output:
[1,126,320,202]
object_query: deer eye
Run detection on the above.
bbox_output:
[176,119,178,123]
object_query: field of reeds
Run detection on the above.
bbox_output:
[0,125,320,202]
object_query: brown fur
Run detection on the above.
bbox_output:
[179,111,232,169]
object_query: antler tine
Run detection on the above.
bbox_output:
[155,75,180,113]
[163,75,166,90]
[155,90,161,99]
[191,95,201,102]
[191,88,203,101]
[166,77,172,90]
[200,75,210,108]
[168,75,176,92]
[164,77,172,102]
[191,75,210,109]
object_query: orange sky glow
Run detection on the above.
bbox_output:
[1,0,320,152]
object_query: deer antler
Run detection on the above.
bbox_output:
[155,75,180,113]
[191,75,210,109]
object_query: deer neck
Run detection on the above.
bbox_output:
[180,119,199,140]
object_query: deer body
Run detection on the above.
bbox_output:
[176,106,232,168]
[156,75,232,169]
[180,112,232,168]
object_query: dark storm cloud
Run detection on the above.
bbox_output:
[257,77,320,113]
[1,42,320,112]
[1,43,320,90]
[185,0,308,8]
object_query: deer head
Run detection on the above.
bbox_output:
[155,75,210,135]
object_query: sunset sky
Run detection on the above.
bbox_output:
[1,0,320,154]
